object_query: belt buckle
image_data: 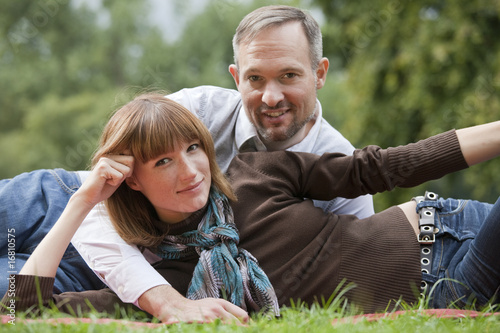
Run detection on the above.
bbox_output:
[415,191,438,296]
[418,233,435,244]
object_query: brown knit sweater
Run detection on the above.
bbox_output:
[2,130,467,314]
[227,130,467,312]
[1,274,138,315]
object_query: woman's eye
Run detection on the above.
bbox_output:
[155,158,170,167]
[187,143,199,152]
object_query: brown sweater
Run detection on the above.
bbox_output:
[2,130,467,314]
[2,274,138,316]
[150,130,467,313]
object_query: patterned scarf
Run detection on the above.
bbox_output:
[155,188,280,316]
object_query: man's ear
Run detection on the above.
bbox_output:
[315,57,329,90]
[229,64,240,87]
[125,176,141,191]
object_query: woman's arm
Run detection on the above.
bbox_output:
[15,155,249,324]
[230,120,500,202]
[456,121,500,166]
[138,285,249,324]
[19,155,133,277]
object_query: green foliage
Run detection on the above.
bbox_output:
[315,0,500,209]
[0,0,167,178]
[0,90,118,176]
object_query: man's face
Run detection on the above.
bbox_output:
[230,21,328,149]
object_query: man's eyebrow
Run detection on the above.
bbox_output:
[241,67,261,75]
[243,66,304,75]
[279,67,304,73]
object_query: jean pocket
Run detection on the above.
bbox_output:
[438,199,491,242]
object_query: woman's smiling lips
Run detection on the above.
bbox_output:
[178,179,204,193]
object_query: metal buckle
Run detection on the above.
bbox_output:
[415,191,438,294]
[418,233,435,244]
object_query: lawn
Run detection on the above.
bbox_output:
[3,300,500,332]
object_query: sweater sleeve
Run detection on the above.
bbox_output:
[1,275,55,312]
[1,274,135,315]
[301,129,467,199]
[231,130,468,201]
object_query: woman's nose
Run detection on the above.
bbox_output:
[178,156,197,180]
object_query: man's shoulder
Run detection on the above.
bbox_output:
[168,85,242,119]
[171,85,241,102]
[313,118,356,155]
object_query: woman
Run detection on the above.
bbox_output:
[2,93,500,323]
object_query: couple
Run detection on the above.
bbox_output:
[2,91,500,325]
[2,4,500,324]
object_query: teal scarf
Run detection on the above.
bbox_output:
[155,188,280,316]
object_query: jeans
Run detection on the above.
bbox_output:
[0,169,104,296]
[418,196,500,308]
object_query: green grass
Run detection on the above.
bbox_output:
[3,300,500,333]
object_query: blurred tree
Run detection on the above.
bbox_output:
[0,0,169,178]
[314,0,500,209]
[153,0,304,92]
[3,0,497,211]
[0,90,118,176]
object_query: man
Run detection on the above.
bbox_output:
[71,5,374,323]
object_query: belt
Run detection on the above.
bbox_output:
[413,191,439,296]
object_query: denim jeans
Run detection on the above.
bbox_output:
[0,169,104,296]
[418,196,500,308]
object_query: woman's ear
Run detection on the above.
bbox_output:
[125,176,141,191]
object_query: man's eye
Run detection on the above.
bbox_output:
[248,75,260,82]
[283,73,297,79]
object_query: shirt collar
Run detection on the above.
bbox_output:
[235,108,266,151]
[285,99,322,153]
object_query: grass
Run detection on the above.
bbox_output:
[3,297,500,333]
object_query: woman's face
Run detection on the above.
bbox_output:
[126,139,211,223]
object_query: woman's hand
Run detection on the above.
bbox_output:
[76,155,134,209]
[138,285,249,325]
[18,155,134,278]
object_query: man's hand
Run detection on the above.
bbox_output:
[138,285,249,325]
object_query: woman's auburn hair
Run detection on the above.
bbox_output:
[92,93,236,248]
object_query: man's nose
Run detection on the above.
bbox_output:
[261,81,284,107]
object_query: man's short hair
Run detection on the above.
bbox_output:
[232,5,323,70]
